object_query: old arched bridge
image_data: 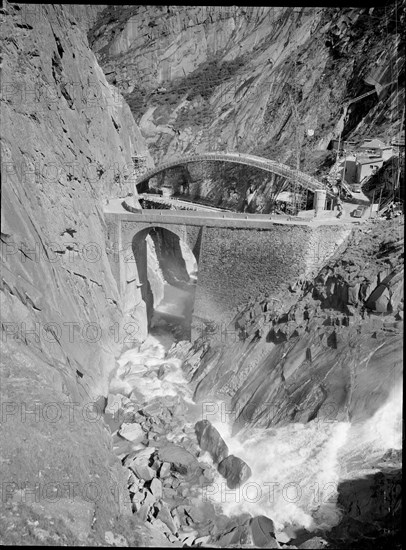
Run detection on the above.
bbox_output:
[134,151,330,194]
[104,152,344,339]
[106,153,344,340]
[105,210,350,341]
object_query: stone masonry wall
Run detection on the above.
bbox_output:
[193,223,351,331]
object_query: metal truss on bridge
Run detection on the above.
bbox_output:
[134,151,330,195]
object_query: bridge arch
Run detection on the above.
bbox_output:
[134,151,327,195]
[131,225,198,336]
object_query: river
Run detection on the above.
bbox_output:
[106,263,402,544]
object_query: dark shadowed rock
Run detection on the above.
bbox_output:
[194,420,229,464]
[298,536,327,548]
[218,455,252,489]
[213,513,253,546]
[250,515,278,548]
[327,466,402,547]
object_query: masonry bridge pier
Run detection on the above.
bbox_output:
[105,152,346,341]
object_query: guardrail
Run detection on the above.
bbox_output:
[112,205,314,226]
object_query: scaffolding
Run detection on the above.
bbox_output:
[288,91,308,214]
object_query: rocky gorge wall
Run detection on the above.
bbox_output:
[1,2,153,395]
[0,3,155,543]
[180,217,403,424]
[89,4,404,177]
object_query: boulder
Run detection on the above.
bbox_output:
[150,517,172,537]
[157,363,171,380]
[298,537,328,548]
[157,443,200,476]
[159,462,171,478]
[365,284,390,313]
[195,420,229,464]
[250,515,278,548]
[148,477,163,500]
[157,502,178,534]
[218,455,252,489]
[124,446,155,465]
[136,489,156,521]
[214,513,253,546]
[124,447,157,481]
[347,283,360,305]
[216,524,252,546]
[130,463,156,482]
[118,422,145,443]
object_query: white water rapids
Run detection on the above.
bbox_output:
[109,241,402,541]
[110,320,402,540]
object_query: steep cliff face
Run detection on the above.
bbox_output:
[182,217,403,429]
[89,4,404,173]
[1,2,153,542]
[1,2,152,396]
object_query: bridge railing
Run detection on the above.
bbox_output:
[114,208,312,225]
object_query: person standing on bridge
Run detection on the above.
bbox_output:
[336,196,343,219]
[243,184,256,212]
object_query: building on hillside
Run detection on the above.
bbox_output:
[355,156,383,183]
[359,138,394,160]
[341,153,357,184]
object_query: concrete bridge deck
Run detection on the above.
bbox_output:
[104,198,369,226]
[137,193,228,212]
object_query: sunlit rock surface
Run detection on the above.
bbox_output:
[1,2,152,542]
[89,4,405,172]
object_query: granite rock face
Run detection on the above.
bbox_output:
[89,4,404,172]
[1,2,152,542]
[1,2,152,396]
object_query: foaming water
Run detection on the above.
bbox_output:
[338,384,403,473]
[110,330,195,404]
[361,385,403,451]
[201,385,403,535]
[110,328,402,538]
[204,413,350,533]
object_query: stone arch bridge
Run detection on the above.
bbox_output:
[105,208,350,341]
